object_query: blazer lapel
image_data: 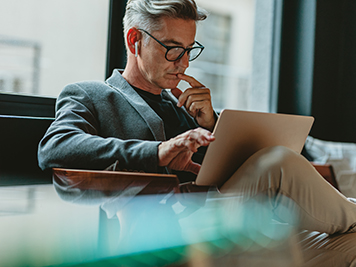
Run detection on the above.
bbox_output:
[106,69,166,141]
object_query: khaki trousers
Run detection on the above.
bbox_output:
[220,146,356,266]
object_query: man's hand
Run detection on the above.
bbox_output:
[171,74,216,131]
[158,128,215,175]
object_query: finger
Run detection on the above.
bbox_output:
[187,101,200,118]
[176,128,215,145]
[184,92,211,110]
[176,87,210,108]
[181,139,199,152]
[173,132,210,152]
[185,128,215,146]
[190,127,215,140]
[187,100,211,116]
[177,73,204,88]
[171,135,200,152]
[185,161,201,175]
[171,87,183,99]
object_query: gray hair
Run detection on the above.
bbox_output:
[123,0,207,47]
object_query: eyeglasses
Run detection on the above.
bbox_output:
[138,28,204,62]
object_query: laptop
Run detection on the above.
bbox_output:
[195,109,314,187]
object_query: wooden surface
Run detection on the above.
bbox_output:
[52,168,180,195]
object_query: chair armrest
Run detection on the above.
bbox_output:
[311,163,339,191]
[52,168,180,195]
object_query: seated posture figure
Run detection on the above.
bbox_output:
[38,0,356,265]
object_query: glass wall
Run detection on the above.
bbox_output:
[180,0,256,112]
[180,0,276,113]
[0,0,275,113]
[0,0,109,97]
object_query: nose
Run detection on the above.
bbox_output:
[175,52,189,68]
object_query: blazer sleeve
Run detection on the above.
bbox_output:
[37,83,162,172]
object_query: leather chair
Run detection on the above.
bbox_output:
[0,115,54,186]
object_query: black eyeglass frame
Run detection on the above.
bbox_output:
[138,28,204,62]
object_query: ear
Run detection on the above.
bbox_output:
[127,28,141,56]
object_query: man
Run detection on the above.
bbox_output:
[38,0,356,265]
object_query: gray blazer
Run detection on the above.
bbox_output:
[38,69,199,173]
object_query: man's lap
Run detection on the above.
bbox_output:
[298,230,356,266]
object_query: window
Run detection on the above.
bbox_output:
[0,0,110,97]
[187,12,233,110]
[180,0,275,113]
[1,0,277,113]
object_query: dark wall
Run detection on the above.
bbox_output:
[277,0,316,117]
[0,94,55,185]
[311,0,356,142]
[106,0,127,78]
[0,116,54,186]
[277,0,356,143]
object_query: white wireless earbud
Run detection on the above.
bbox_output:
[135,42,138,57]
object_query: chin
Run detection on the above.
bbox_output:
[163,80,180,89]
[159,73,181,89]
